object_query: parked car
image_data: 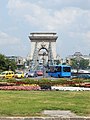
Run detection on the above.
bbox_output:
[77,74,90,79]
[0,71,15,79]
[15,72,24,78]
[25,70,37,77]
[71,75,77,79]
[36,70,43,76]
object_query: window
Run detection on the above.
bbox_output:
[63,67,70,72]
[56,66,61,72]
[50,66,54,72]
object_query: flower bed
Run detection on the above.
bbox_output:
[0,78,90,91]
[0,84,41,91]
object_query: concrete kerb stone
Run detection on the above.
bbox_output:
[0,110,90,120]
[0,117,90,120]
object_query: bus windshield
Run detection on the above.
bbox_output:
[63,67,71,72]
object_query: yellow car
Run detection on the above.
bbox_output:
[0,71,15,79]
[15,72,24,78]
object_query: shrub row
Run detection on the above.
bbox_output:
[0,78,84,86]
[0,78,90,90]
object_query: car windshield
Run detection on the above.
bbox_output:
[1,72,6,75]
[37,70,42,72]
[16,72,22,74]
[30,71,34,73]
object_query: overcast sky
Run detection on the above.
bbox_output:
[0,0,90,59]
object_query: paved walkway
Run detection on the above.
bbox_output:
[51,86,90,91]
[42,110,78,117]
[0,110,90,120]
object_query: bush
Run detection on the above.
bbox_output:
[40,84,51,90]
[0,78,16,83]
[0,77,87,87]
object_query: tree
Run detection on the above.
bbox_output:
[0,54,6,71]
[71,59,78,69]
[0,54,17,72]
[79,59,89,69]
[71,58,89,70]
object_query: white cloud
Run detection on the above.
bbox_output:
[0,31,20,45]
[6,0,90,57]
[7,0,90,31]
[36,0,90,10]
[0,31,27,56]
[84,31,90,43]
[0,31,24,55]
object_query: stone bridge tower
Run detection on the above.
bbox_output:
[29,32,58,69]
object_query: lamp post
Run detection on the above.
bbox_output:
[42,52,46,78]
[76,56,81,76]
[9,65,11,70]
[48,59,50,66]
[37,59,39,65]
[77,61,80,76]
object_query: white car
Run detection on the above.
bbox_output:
[25,71,37,77]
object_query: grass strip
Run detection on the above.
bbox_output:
[0,90,90,117]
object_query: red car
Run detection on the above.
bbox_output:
[36,70,43,76]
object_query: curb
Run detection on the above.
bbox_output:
[0,117,90,120]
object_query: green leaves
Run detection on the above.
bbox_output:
[0,54,17,72]
[71,58,89,69]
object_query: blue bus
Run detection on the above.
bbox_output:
[47,64,71,78]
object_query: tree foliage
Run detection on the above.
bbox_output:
[0,54,17,72]
[79,59,89,69]
[71,58,89,69]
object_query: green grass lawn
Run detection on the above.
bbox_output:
[0,90,90,117]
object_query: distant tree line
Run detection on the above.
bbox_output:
[0,53,89,72]
[71,58,89,69]
[0,54,17,72]
[54,58,89,70]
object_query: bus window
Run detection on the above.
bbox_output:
[63,67,70,72]
[50,66,54,72]
[56,66,61,72]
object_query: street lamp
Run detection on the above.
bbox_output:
[77,62,80,75]
[9,65,11,70]
[76,56,81,76]
[42,52,46,78]
[48,59,50,66]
